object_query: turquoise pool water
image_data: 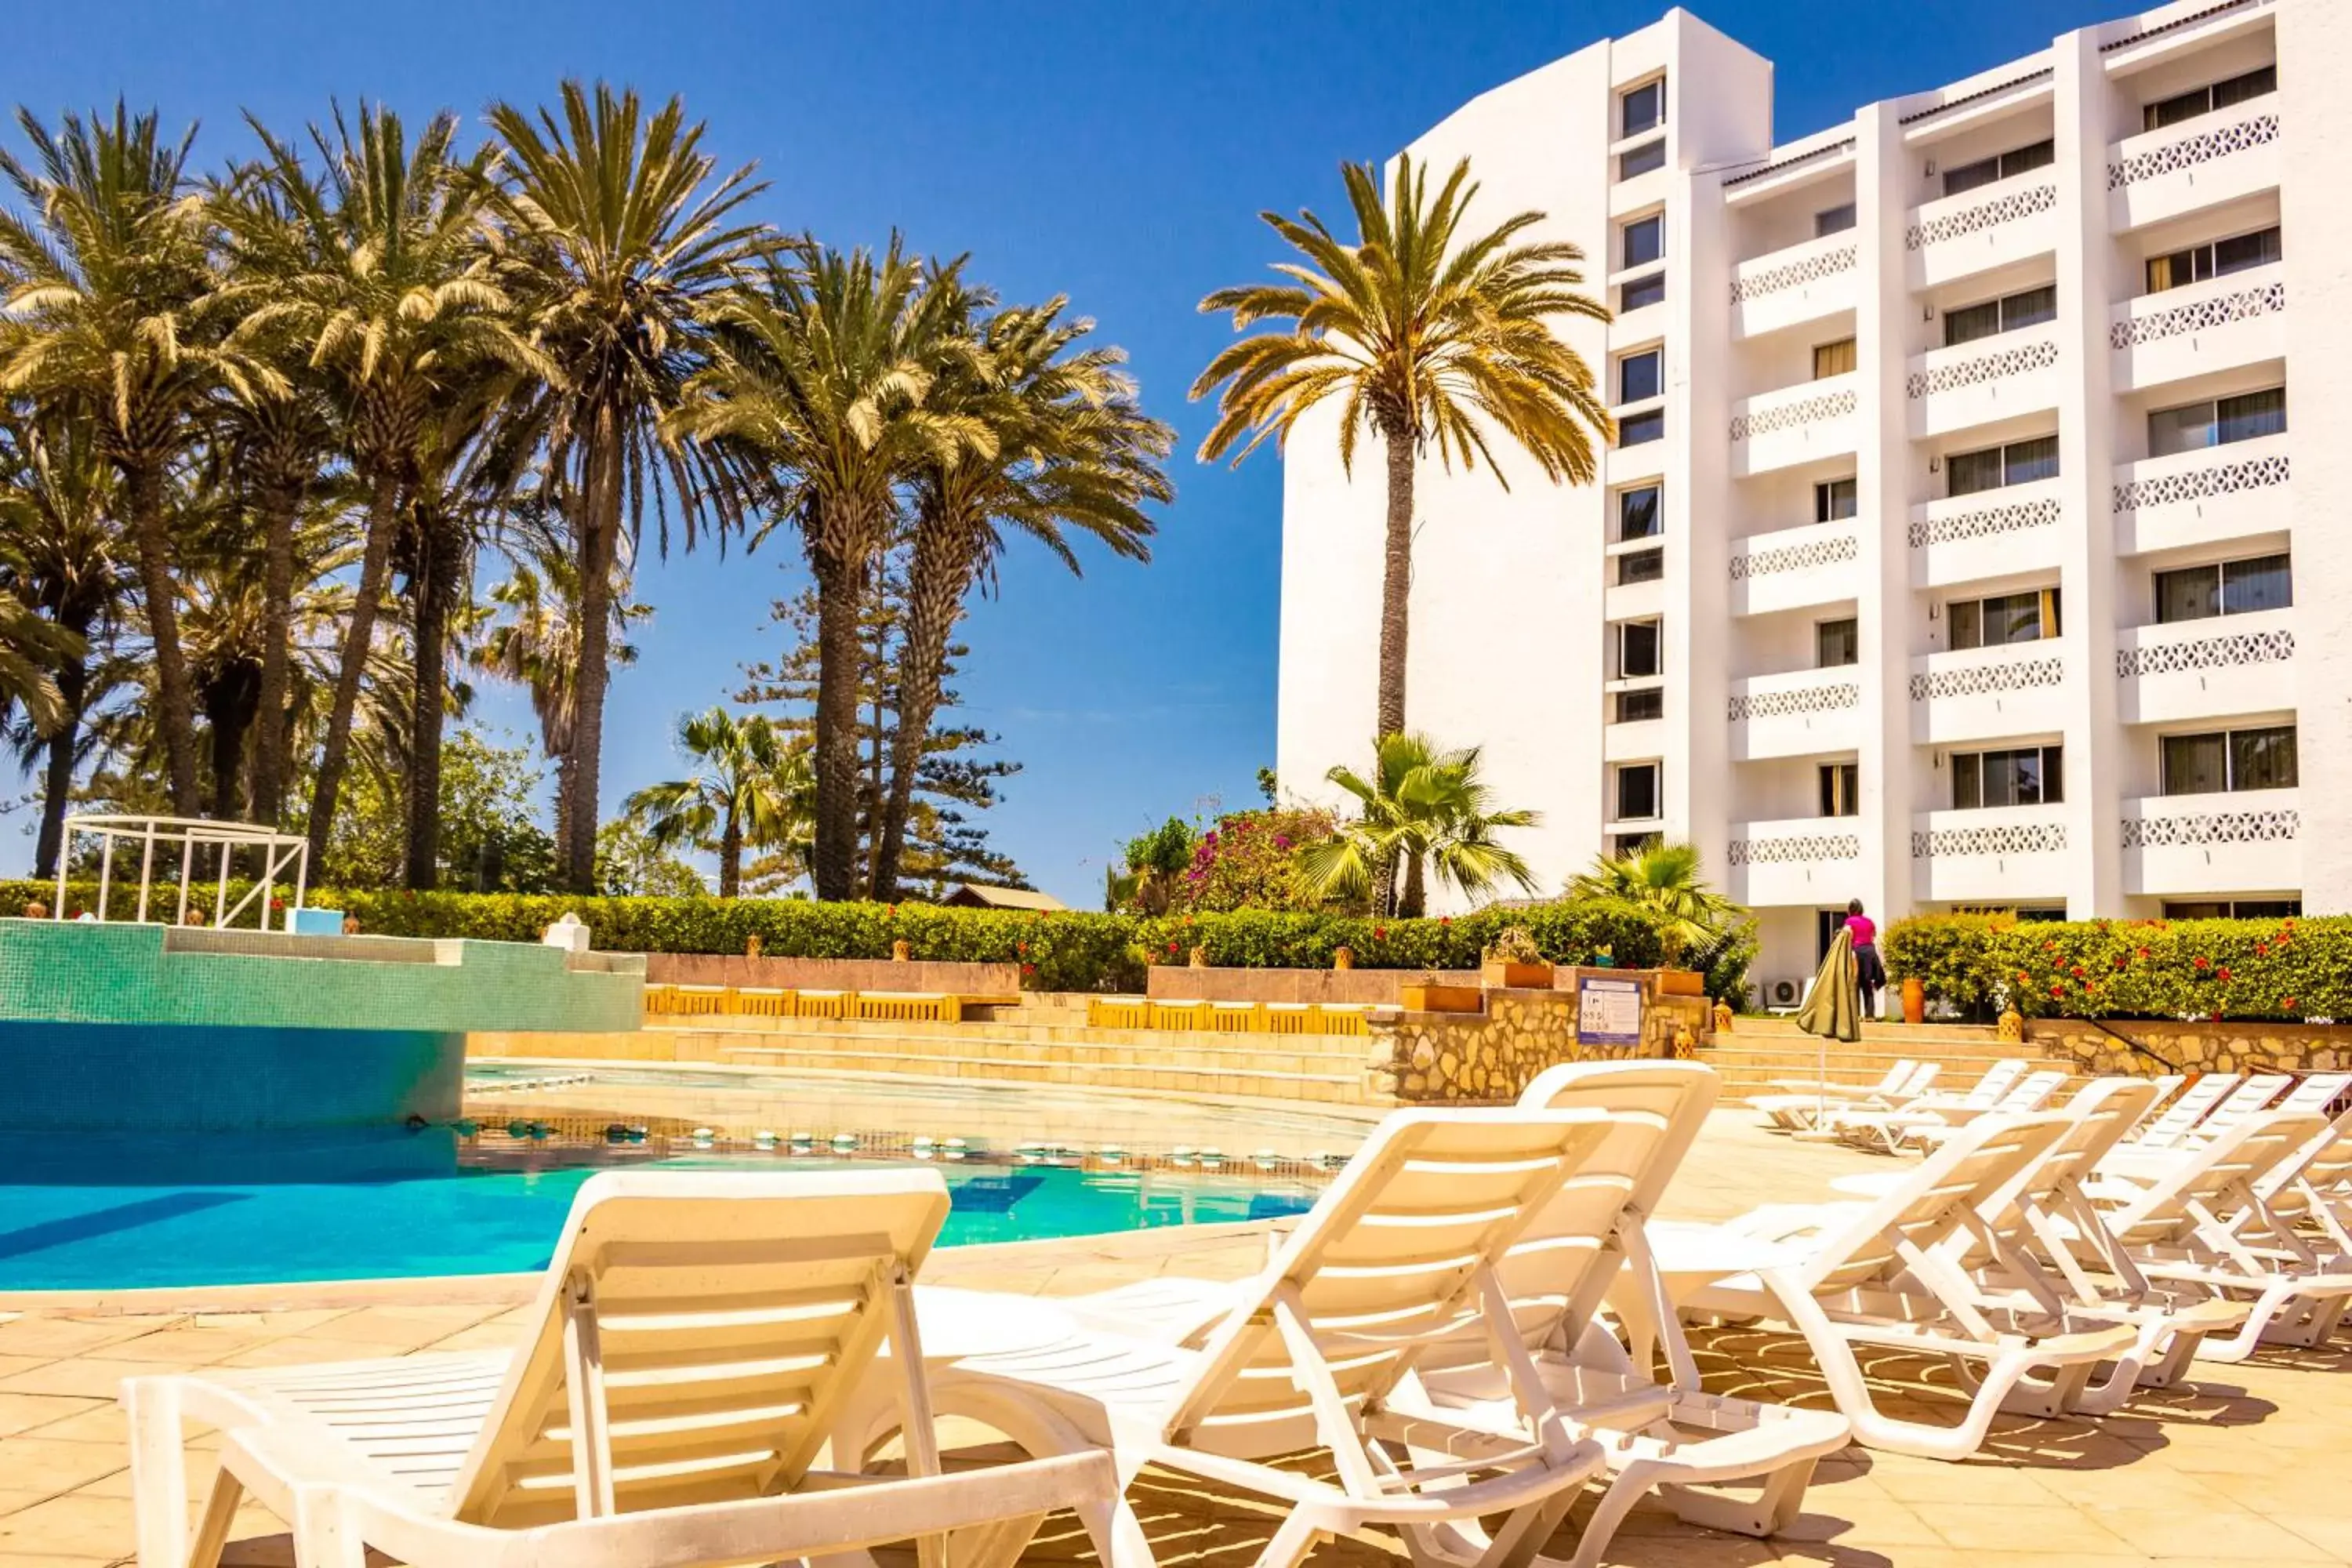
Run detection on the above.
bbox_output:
[0,1130,1322,1292]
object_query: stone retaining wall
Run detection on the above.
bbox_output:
[1364,987,1712,1103]
[2029,1017,2352,1077]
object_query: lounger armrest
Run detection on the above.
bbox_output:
[248,1425,1116,1568]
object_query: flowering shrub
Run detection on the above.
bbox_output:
[1884,911,2341,1022]
[1173,807,1342,913]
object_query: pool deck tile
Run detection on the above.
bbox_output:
[3,1110,2351,1566]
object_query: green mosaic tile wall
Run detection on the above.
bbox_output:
[0,919,644,1033]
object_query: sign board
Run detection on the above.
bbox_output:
[1576,975,1645,1045]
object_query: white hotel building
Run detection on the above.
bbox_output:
[1273,0,2352,1004]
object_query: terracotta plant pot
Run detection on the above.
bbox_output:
[1901,976,1926,1025]
[1400,983,1484,1014]
[1656,967,1707,997]
[1479,959,1555,990]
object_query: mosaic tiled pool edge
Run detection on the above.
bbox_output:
[0,920,642,1129]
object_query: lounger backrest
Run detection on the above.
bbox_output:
[2128,1075,2185,1133]
[1998,1069,2069,1113]
[448,1170,953,1527]
[2133,1073,2240,1148]
[2195,1073,2291,1139]
[1956,1059,2028,1109]
[1954,1079,2158,1272]
[1797,1112,2074,1298]
[2104,1110,2328,1250]
[1163,1107,1621,1458]
[1896,1062,1942,1098]
[1871,1059,1917,1097]
[2278,1072,2352,1116]
[2254,1109,2352,1226]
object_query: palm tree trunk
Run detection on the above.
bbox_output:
[249,473,303,827]
[873,510,970,900]
[719,813,742,899]
[1376,429,1416,742]
[1399,853,1428,920]
[567,409,622,893]
[32,643,85,880]
[552,745,576,883]
[124,461,203,816]
[203,662,260,819]
[307,469,400,867]
[403,519,453,891]
[809,517,869,902]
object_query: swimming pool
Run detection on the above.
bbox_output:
[0,1123,1326,1293]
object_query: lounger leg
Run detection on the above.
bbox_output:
[945,1512,1047,1568]
[186,1472,244,1568]
[125,1379,188,1568]
[1462,1488,1580,1568]
[1074,1491,1156,1568]
[1559,1470,1651,1568]
[1664,1456,1820,1537]
[1254,1512,1325,1568]
[289,1482,363,1568]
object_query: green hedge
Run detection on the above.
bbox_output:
[1885,910,2336,1022]
[2,880,1752,1000]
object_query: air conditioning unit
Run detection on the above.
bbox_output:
[1767,978,1804,1009]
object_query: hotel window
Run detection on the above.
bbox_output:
[1942,283,2056,347]
[1816,618,1859,668]
[1948,587,2059,649]
[1617,484,1662,541]
[1618,408,1665,447]
[1617,619,1661,680]
[2146,225,2281,293]
[1620,272,1667,312]
[1812,337,1857,379]
[2162,725,2297,796]
[1613,688,1664,723]
[2155,552,2291,623]
[1947,434,2058,496]
[2143,64,2276,132]
[1621,78,1665,138]
[1951,744,2063,809]
[1614,762,1661,822]
[1617,546,1664,586]
[2165,898,2302,920]
[1940,137,2053,198]
[2148,387,2286,457]
[1618,347,1663,405]
[1618,138,1667,180]
[1622,213,1664,270]
[1814,477,1857,521]
[1815,201,1857,237]
[1819,763,1860,818]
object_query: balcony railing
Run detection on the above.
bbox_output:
[1904,174,2058,253]
[1729,233,1859,338]
[1909,639,2071,745]
[1906,321,2062,439]
[1729,374,1859,477]
[1911,804,2070,902]
[2107,98,2280,230]
[2121,788,2299,898]
[1726,816,1864,907]
[1727,518,1860,615]
[2111,434,2289,556]
[2111,263,2285,395]
[1906,480,2065,590]
[2107,100,2278,191]
[2116,608,2294,725]
[1728,666,1861,762]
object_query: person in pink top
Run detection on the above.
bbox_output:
[1845,898,1884,1018]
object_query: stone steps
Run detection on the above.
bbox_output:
[1701,1019,2085,1100]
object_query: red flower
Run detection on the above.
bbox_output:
[2137,946,2151,960]
[2216,967,2232,982]
[2256,942,2270,956]
[886,904,897,919]
[1020,962,1036,977]
[2114,956,2127,970]
[1373,927,1387,941]
[1184,914,1195,927]
[2194,956,2211,971]
[2071,964,2085,978]
[1016,941,1029,956]
[2282,996,2298,1011]
[1166,942,1179,955]
[2016,971,2033,984]
[2051,983,2066,997]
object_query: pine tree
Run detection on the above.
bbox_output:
[735,557,1027,897]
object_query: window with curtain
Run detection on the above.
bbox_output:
[1812,338,1857,379]
[2149,387,2286,457]
[1948,589,2057,649]
[2143,64,2276,132]
[1951,744,2063,809]
[1816,618,1859,667]
[2161,726,2296,793]
[2145,225,2281,293]
[1815,477,1857,521]
[2155,553,2290,622]
[1943,284,2056,347]
[1819,763,1860,818]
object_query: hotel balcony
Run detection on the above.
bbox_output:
[1908,639,2071,746]
[2115,608,2294,728]
[1907,478,2065,592]
[1911,805,2069,904]
[1904,169,2058,292]
[1730,232,1859,342]
[1730,373,1858,479]
[1727,667,1863,763]
[1905,321,2061,441]
[2111,432,2289,557]
[2107,96,2280,234]
[1727,519,1859,616]
[2110,263,2285,396]
[2121,789,2299,899]
[1725,817,1865,909]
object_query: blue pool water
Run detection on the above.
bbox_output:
[0,1129,1322,1292]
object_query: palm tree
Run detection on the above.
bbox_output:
[0,103,277,815]
[673,239,982,901]
[1566,840,1748,967]
[624,706,811,898]
[471,506,648,856]
[234,102,550,867]
[0,413,125,874]
[876,291,1171,898]
[1193,154,1612,742]
[486,81,771,893]
[1298,732,1538,917]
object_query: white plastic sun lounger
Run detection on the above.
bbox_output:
[2093,1109,2352,1360]
[1754,1061,1938,1134]
[833,1108,1632,1568]
[2121,1073,2243,1152]
[123,1171,1115,1568]
[1806,1059,2027,1152]
[1023,1064,1852,1567]
[1677,1112,2138,1460]
[1900,1069,2070,1152]
[2255,1108,2352,1264]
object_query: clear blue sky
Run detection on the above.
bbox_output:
[1,0,2121,901]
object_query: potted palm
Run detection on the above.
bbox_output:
[1566,841,1748,1000]
[1479,926,1554,990]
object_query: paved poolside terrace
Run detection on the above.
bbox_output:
[4,1112,2350,1568]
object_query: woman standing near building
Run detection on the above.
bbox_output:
[1846,898,1885,1019]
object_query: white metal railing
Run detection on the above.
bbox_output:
[52,814,309,929]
